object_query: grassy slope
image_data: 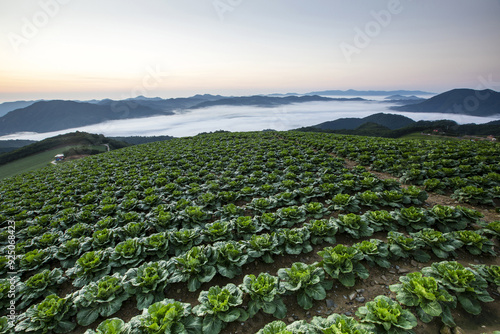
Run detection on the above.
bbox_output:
[0,145,106,180]
[0,131,129,166]
[0,147,61,180]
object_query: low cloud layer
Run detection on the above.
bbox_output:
[1,101,498,141]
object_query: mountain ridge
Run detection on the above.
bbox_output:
[189,95,365,109]
[391,88,500,116]
[314,113,416,130]
[0,100,171,136]
[1,88,498,137]
[384,95,424,101]
[298,118,500,138]
[0,100,40,117]
[306,89,434,96]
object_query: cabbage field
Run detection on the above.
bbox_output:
[1,131,499,334]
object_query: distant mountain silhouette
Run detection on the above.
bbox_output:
[2,94,358,136]
[189,95,365,109]
[306,89,433,96]
[391,89,500,116]
[0,100,39,117]
[97,94,225,113]
[298,118,500,138]
[383,95,426,105]
[314,113,415,130]
[3,89,497,137]
[0,100,170,136]
[266,93,300,97]
[0,95,228,136]
[385,95,424,101]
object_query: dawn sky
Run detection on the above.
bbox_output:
[1,0,499,102]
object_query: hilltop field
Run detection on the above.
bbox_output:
[1,131,499,334]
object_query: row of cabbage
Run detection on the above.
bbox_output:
[4,213,497,329]
[1,181,412,249]
[254,259,500,334]
[10,251,499,334]
[3,202,496,315]
[0,181,414,251]
[283,131,500,206]
[1,170,425,253]
[5,202,489,279]
[0,132,350,218]
[3,182,427,258]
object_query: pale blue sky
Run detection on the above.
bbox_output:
[1,0,499,101]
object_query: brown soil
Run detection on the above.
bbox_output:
[368,169,399,181]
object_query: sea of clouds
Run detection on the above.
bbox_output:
[1,99,498,141]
